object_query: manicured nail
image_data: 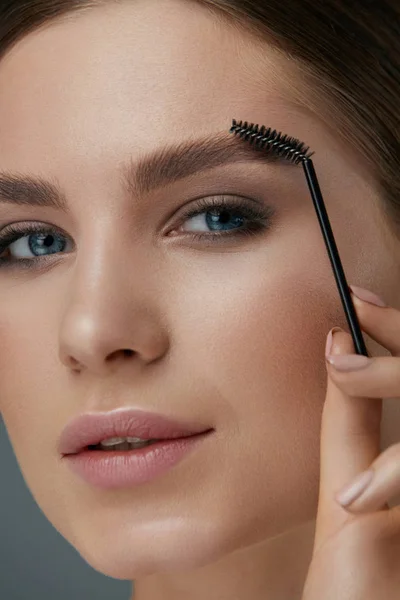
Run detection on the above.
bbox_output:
[326,354,371,371]
[350,285,387,307]
[336,469,374,507]
[325,327,343,357]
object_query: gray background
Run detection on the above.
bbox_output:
[0,416,133,599]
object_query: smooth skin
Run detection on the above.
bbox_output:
[303,288,400,599]
[0,1,399,599]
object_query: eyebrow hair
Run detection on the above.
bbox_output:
[0,130,293,212]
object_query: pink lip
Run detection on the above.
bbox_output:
[62,432,213,489]
[58,408,212,455]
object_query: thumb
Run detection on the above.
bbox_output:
[313,328,383,551]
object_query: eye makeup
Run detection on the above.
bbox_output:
[230,118,369,357]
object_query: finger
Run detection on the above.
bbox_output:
[326,355,400,398]
[342,443,400,514]
[349,285,400,356]
[313,328,383,553]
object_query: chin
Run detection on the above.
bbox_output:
[71,518,243,580]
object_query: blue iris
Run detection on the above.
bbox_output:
[205,209,244,231]
[28,233,67,256]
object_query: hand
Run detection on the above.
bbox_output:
[302,285,400,600]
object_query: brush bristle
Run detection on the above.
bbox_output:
[230,119,314,164]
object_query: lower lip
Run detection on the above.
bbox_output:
[62,431,212,489]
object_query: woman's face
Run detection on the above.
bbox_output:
[0,0,397,581]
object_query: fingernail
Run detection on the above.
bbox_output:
[325,327,343,357]
[326,354,371,371]
[336,469,374,507]
[350,285,387,307]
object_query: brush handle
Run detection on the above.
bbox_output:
[302,159,369,357]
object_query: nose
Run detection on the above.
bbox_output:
[58,255,170,377]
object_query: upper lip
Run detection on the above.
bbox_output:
[58,408,212,455]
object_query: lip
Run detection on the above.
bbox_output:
[58,408,212,456]
[62,432,212,489]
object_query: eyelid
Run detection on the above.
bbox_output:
[163,194,276,244]
[0,221,68,249]
[164,194,271,229]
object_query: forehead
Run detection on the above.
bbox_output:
[0,0,301,173]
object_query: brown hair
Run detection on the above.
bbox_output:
[1,1,399,234]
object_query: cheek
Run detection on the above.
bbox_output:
[173,240,345,408]
[170,246,346,516]
[0,300,75,539]
[179,267,334,430]
[0,291,62,491]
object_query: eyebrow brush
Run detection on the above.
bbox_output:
[229,118,368,357]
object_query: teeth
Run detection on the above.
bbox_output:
[100,437,148,446]
[98,436,157,450]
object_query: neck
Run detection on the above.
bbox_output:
[131,519,315,600]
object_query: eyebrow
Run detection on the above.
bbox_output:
[0,130,293,212]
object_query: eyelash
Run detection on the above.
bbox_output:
[0,196,275,271]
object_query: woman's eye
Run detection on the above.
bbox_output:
[181,209,247,233]
[174,197,274,241]
[10,232,69,257]
[0,226,73,269]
